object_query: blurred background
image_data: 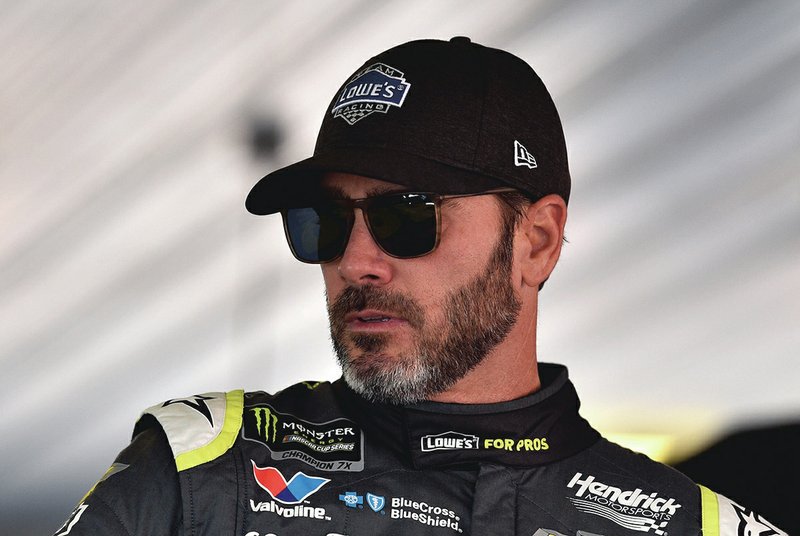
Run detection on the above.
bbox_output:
[1,1,798,533]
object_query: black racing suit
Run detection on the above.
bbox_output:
[54,364,785,535]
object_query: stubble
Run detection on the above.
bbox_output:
[327,218,521,405]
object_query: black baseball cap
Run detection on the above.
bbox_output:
[246,36,570,215]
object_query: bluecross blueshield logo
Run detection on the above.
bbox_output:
[366,493,386,513]
[331,63,411,125]
[339,491,364,508]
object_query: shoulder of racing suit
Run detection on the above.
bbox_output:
[573,438,787,536]
[134,380,332,473]
[136,389,245,472]
[698,485,786,536]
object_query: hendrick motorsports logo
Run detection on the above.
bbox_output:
[243,405,364,471]
[421,431,479,452]
[331,63,411,125]
[566,473,680,535]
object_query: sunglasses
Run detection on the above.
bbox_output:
[281,188,517,264]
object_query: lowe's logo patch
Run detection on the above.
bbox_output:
[421,431,479,452]
[332,63,411,125]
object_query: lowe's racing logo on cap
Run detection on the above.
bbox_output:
[332,63,411,125]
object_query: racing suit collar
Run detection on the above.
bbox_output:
[333,363,600,469]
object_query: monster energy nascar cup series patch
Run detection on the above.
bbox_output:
[331,63,411,125]
[243,405,364,472]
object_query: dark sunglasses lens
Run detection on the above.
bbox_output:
[367,194,437,257]
[284,205,350,262]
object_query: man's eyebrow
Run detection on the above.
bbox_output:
[320,185,347,198]
[320,184,406,199]
[366,184,405,197]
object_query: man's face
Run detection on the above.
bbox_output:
[321,173,522,404]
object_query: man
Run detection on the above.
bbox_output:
[54,37,784,536]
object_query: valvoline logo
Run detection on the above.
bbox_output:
[251,461,329,504]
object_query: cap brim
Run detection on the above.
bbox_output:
[245,146,505,215]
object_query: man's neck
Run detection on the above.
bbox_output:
[428,297,540,404]
[431,324,541,404]
[428,354,540,404]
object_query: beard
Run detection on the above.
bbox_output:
[327,221,522,405]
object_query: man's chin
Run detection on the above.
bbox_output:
[348,328,417,355]
[350,332,389,353]
[342,369,431,405]
[338,352,435,405]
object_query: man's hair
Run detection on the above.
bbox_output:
[497,190,532,229]
[496,190,565,291]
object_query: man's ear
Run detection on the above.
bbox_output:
[517,194,567,289]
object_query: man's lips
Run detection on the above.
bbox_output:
[344,309,408,330]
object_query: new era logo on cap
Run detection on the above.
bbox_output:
[514,140,537,169]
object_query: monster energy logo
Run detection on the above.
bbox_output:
[252,407,279,443]
[242,404,365,472]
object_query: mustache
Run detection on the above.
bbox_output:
[328,286,425,329]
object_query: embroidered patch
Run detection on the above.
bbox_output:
[366,493,386,513]
[332,63,411,125]
[566,472,680,535]
[243,404,364,472]
[251,462,329,505]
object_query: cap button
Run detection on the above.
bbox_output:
[449,36,472,45]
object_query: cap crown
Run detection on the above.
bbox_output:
[246,37,570,215]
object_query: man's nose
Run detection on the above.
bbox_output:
[336,210,393,286]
